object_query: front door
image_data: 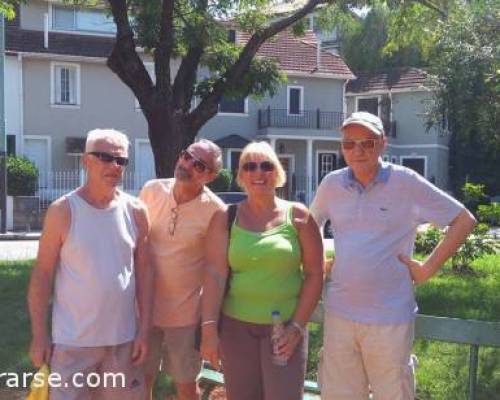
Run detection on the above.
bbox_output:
[317,152,337,187]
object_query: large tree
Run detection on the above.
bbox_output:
[426,0,500,194]
[105,0,331,177]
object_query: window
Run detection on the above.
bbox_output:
[219,96,247,114]
[7,135,16,156]
[357,97,379,116]
[317,152,337,185]
[52,5,116,34]
[51,63,80,107]
[401,156,426,177]
[287,86,303,115]
[228,29,236,43]
[391,156,398,164]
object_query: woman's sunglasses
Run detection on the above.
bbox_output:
[241,161,275,172]
[88,151,129,166]
[180,150,211,173]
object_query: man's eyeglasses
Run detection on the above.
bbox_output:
[180,150,211,174]
[241,161,275,172]
[88,151,129,166]
[341,139,378,151]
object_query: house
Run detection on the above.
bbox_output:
[5,0,353,204]
[346,68,450,189]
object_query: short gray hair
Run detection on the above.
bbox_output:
[85,129,130,152]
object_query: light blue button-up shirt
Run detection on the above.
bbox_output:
[310,162,464,324]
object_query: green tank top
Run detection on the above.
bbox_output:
[222,205,303,324]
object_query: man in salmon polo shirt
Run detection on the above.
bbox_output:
[28,129,152,399]
[140,139,226,400]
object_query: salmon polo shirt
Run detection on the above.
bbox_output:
[139,179,225,327]
[310,163,464,324]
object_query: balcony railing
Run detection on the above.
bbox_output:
[258,108,344,130]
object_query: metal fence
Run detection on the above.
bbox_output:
[258,108,344,130]
[36,170,155,209]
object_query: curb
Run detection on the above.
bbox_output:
[0,233,41,241]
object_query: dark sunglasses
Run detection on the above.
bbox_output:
[241,161,275,172]
[180,150,211,173]
[341,139,378,151]
[88,151,129,166]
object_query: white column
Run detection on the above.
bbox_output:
[269,138,276,151]
[306,139,313,204]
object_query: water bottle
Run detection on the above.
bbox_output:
[271,310,287,366]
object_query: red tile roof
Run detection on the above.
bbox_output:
[346,68,430,93]
[238,29,353,79]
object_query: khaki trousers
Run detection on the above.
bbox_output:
[320,312,416,400]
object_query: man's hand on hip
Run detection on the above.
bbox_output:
[398,255,433,285]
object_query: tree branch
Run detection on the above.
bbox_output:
[155,0,175,100]
[107,0,155,115]
[187,0,326,132]
[413,0,447,19]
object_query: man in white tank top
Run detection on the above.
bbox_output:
[27,129,152,400]
[140,139,226,400]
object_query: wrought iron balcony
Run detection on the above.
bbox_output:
[258,108,344,130]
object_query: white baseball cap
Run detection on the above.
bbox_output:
[341,111,385,136]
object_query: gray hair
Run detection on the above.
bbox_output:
[85,129,130,152]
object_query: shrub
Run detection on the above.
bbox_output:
[6,156,38,196]
[415,226,443,255]
[451,223,499,272]
[208,168,233,192]
[477,203,500,226]
[461,182,488,214]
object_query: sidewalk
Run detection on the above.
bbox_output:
[0,231,41,241]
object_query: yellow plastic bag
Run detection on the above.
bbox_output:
[26,364,49,400]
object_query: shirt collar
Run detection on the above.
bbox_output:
[342,161,391,190]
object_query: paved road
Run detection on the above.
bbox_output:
[0,240,39,261]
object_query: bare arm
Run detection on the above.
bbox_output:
[200,209,229,368]
[279,203,324,359]
[292,204,325,326]
[131,202,153,365]
[27,198,69,368]
[400,208,477,284]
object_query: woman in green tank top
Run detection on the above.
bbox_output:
[201,141,324,400]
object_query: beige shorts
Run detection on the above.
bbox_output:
[144,325,201,384]
[50,341,145,400]
[321,312,416,400]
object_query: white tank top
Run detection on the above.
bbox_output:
[52,190,138,346]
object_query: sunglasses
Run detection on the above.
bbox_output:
[241,161,275,172]
[341,139,378,151]
[88,151,129,166]
[180,150,211,173]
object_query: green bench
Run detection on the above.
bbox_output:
[199,307,500,400]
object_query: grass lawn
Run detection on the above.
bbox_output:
[2,254,499,399]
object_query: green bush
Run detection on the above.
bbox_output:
[208,168,233,192]
[477,203,500,226]
[461,182,488,214]
[415,226,443,255]
[451,223,499,272]
[6,156,38,196]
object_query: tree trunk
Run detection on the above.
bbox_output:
[147,112,198,178]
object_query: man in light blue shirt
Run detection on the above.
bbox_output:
[310,112,476,399]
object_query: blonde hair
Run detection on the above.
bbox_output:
[85,129,130,152]
[236,141,286,188]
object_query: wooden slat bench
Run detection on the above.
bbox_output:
[199,308,500,400]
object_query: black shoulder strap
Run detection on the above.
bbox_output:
[227,203,238,231]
